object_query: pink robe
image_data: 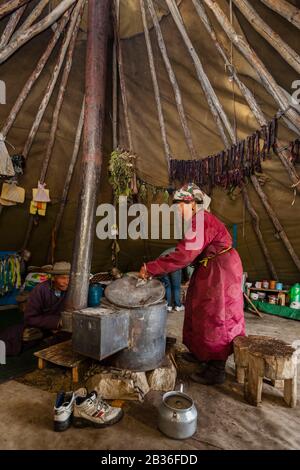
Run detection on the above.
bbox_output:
[146,211,245,361]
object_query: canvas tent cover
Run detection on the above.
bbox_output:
[0,0,299,283]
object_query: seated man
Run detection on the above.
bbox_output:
[24,261,70,333]
[0,261,71,355]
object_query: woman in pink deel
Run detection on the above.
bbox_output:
[139,184,245,385]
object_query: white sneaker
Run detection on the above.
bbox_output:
[175,305,184,312]
[53,388,87,432]
[167,306,173,312]
[73,391,123,428]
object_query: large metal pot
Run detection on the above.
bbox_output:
[158,385,197,439]
[110,301,167,371]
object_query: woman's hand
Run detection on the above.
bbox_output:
[138,263,150,279]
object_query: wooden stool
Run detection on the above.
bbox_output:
[34,340,86,383]
[234,336,297,408]
[234,335,270,384]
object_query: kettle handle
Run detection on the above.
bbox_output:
[178,382,184,393]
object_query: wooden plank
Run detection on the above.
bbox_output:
[34,340,85,368]
[244,293,263,318]
[249,288,288,293]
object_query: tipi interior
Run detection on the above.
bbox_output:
[0,0,300,451]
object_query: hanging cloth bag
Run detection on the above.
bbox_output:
[0,182,25,204]
[0,133,15,177]
[33,182,51,203]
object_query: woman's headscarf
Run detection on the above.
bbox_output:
[173,183,211,210]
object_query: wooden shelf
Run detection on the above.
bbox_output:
[249,287,288,293]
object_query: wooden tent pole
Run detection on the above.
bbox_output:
[250,175,300,272]
[191,2,299,270]
[192,0,266,127]
[233,0,300,75]
[0,0,32,20]
[11,0,51,40]
[112,0,133,150]
[48,99,85,264]
[146,0,197,159]
[140,0,171,170]
[193,0,300,196]
[65,0,110,311]
[22,0,84,160]
[112,40,118,149]
[166,0,234,147]
[40,5,83,183]
[275,143,300,196]
[202,0,300,133]
[0,0,77,64]
[1,12,70,139]
[260,0,300,31]
[21,4,83,251]
[0,4,27,49]
[242,186,278,279]
[112,0,119,149]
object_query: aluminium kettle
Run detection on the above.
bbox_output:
[158,384,198,439]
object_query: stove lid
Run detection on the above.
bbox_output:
[104,275,165,308]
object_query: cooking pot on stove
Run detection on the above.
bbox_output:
[158,384,197,439]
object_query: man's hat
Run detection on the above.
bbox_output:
[44,261,71,275]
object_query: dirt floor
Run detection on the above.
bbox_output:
[0,311,300,450]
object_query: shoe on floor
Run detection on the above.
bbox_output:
[73,391,124,428]
[167,306,173,312]
[174,305,184,312]
[22,327,43,342]
[190,361,226,385]
[54,387,87,432]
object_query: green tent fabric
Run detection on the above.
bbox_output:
[253,300,300,321]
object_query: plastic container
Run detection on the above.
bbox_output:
[88,283,103,307]
[276,282,283,291]
[269,280,276,289]
[262,280,269,289]
[289,283,300,303]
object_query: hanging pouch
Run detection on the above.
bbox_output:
[33,182,50,203]
[0,182,25,203]
[0,133,15,177]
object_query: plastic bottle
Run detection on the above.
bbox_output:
[289,283,300,303]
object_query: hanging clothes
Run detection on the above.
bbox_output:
[0,254,22,296]
[0,133,15,177]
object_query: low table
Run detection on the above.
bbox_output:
[34,340,86,383]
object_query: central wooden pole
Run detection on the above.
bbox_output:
[65,0,110,311]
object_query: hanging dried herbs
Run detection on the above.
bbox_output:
[137,179,174,204]
[109,149,136,201]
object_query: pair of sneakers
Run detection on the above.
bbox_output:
[167,305,184,312]
[53,388,123,432]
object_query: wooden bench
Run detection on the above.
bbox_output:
[34,340,86,383]
[234,335,297,408]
